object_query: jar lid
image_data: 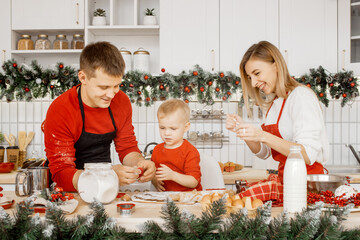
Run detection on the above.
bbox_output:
[56,34,66,38]
[119,47,131,55]
[73,34,83,38]
[134,47,149,55]
[6,146,19,149]
[21,34,31,38]
[38,34,48,38]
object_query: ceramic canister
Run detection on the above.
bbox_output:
[119,47,132,73]
[133,47,150,73]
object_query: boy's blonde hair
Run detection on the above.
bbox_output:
[157,99,190,122]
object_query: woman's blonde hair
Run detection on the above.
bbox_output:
[239,41,301,114]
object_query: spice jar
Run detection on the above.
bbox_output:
[35,34,51,50]
[17,35,34,50]
[53,34,69,50]
[71,34,84,49]
[77,163,119,204]
[119,47,132,73]
[133,47,150,72]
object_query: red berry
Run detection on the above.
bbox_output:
[207,81,213,86]
[59,64,64,69]
[227,91,231,96]
[342,93,347,98]
[220,73,224,78]
[159,85,164,90]
[146,97,150,102]
[0,193,3,197]
[235,81,239,85]
[222,96,227,100]
[200,87,205,92]
[319,92,324,97]
[215,87,220,92]
[129,83,134,88]
[50,85,54,89]
[306,84,311,87]
[184,86,190,93]
[329,83,334,87]
[350,82,355,87]
[161,68,165,72]
[144,75,149,80]
[0,186,3,191]
[137,91,142,95]
[12,63,17,68]
[349,78,353,82]
[193,71,198,76]
[185,99,189,103]
[120,83,125,88]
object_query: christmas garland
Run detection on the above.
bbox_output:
[0,60,358,107]
[0,197,360,239]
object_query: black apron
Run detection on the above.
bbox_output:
[74,85,117,169]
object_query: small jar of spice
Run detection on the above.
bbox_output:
[71,34,84,49]
[17,35,34,50]
[53,34,69,50]
[35,34,51,50]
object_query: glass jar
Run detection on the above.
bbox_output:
[133,47,150,72]
[77,163,119,204]
[119,47,132,73]
[17,35,34,50]
[53,34,69,50]
[71,34,84,49]
[35,34,51,50]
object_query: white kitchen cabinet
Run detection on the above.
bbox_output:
[338,0,360,75]
[0,0,11,66]
[160,0,219,74]
[12,0,84,30]
[279,0,338,76]
[219,0,278,73]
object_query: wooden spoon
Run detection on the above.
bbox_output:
[24,131,35,150]
[18,131,26,151]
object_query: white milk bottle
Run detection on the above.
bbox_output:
[283,145,307,213]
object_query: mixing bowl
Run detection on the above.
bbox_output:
[307,174,348,193]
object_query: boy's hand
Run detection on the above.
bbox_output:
[156,164,174,181]
[152,178,165,192]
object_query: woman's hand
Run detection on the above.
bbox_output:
[156,164,175,181]
[136,160,156,183]
[235,123,266,143]
[151,178,165,192]
[226,114,243,132]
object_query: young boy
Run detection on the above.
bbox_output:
[151,99,202,192]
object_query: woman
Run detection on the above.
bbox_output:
[226,41,329,202]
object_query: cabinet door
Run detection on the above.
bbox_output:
[279,0,337,76]
[220,0,278,73]
[0,0,11,65]
[12,0,84,30]
[338,0,360,75]
[160,0,219,74]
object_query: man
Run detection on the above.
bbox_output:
[44,41,155,192]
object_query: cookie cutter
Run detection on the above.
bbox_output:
[117,203,135,216]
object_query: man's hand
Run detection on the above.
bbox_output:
[136,159,156,183]
[112,165,141,186]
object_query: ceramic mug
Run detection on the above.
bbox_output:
[15,167,49,196]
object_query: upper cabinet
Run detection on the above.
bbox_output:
[0,0,11,65]
[338,0,360,75]
[219,0,278,73]
[160,0,219,74]
[12,0,84,30]
[279,0,338,76]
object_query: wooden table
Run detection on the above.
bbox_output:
[2,191,360,231]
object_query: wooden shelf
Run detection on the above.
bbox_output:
[11,50,82,57]
[87,25,159,36]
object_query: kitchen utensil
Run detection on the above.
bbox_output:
[18,131,26,151]
[307,174,348,193]
[345,144,360,165]
[15,167,50,197]
[9,134,16,146]
[6,146,19,170]
[3,134,14,146]
[117,203,135,216]
[24,131,35,149]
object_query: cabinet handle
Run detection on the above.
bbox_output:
[76,3,79,24]
[2,50,5,64]
[284,50,288,64]
[341,50,346,71]
[211,49,215,71]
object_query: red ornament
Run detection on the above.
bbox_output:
[50,85,54,89]
[227,91,231,96]
[306,83,311,88]
[137,91,142,95]
[184,86,190,93]
[207,81,213,86]
[220,72,225,78]
[161,68,165,72]
[319,92,324,97]
[222,96,227,101]
[185,99,189,103]
[342,93,347,98]
[120,83,125,88]
[329,83,334,87]
[235,81,240,85]
[193,71,198,76]
[349,78,353,82]
[144,75,149,80]
[350,82,355,87]
[129,83,134,88]
[24,88,30,92]
[200,87,205,92]
[12,63,17,68]
[146,97,150,102]
[59,64,64,69]
[159,85,165,90]
[215,87,220,92]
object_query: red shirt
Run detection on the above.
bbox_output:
[151,140,202,191]
[44,85,140,192]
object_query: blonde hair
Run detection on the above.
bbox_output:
[157,99,190,122]
[239,41,301,114]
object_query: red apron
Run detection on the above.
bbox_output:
[261,98,324,184]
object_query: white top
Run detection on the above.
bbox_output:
[255,86,329,165]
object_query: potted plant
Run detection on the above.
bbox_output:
[143,8,157,25]
[0,132,4,162]
[92,8,107,26]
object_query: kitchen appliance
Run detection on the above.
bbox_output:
[15,167,49,196]
[345,144,360,165]
[143,142,158,160]
[307,174,348,193]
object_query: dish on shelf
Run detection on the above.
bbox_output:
[0,162,14,173]
[0,199,15,209]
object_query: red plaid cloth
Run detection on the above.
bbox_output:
[239,174,283,206]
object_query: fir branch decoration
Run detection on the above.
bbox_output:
[0,60,359,108]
